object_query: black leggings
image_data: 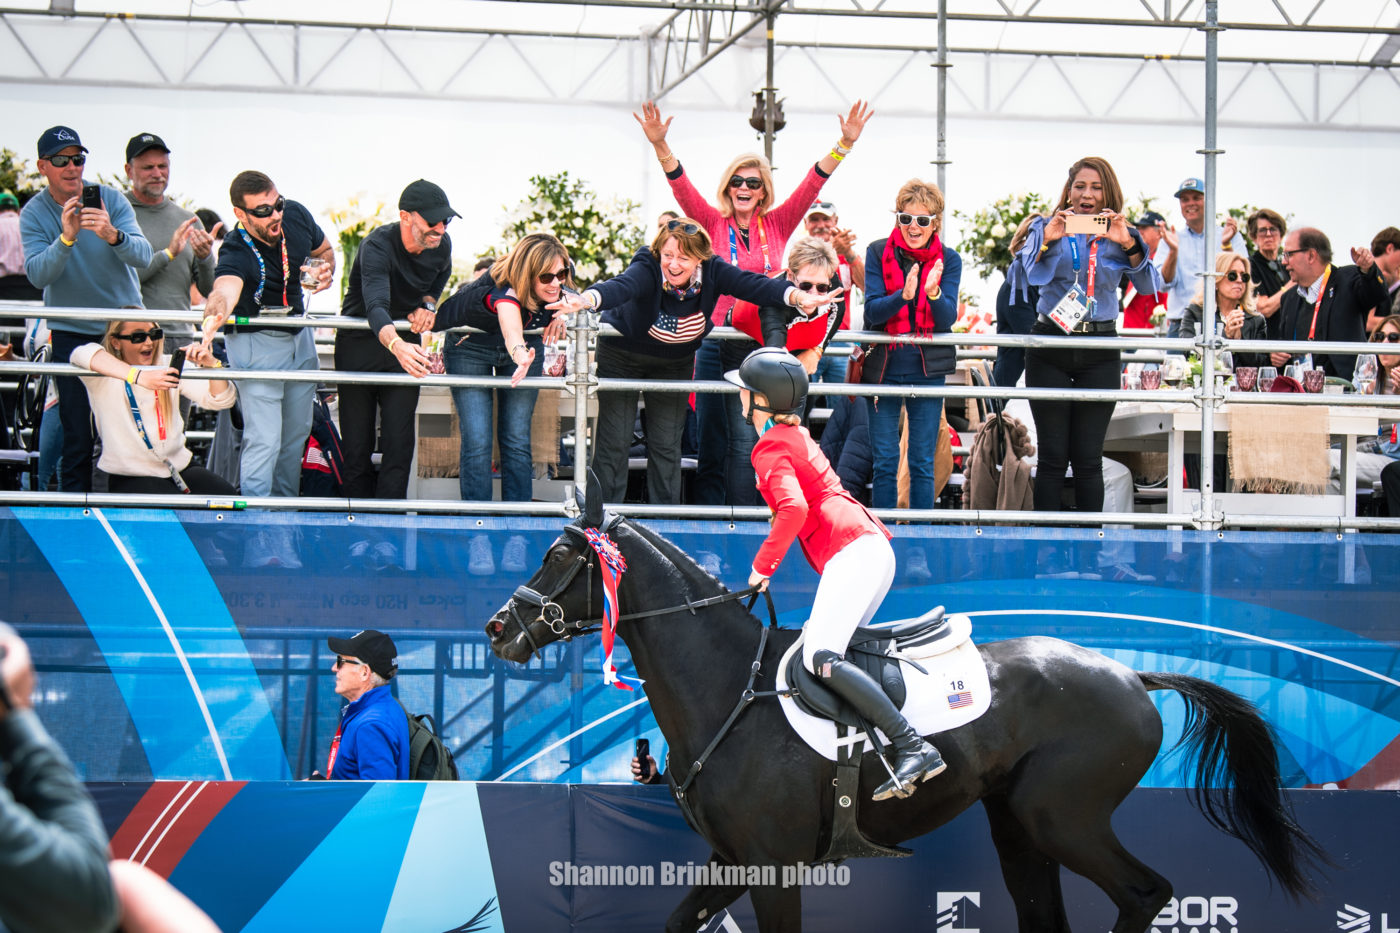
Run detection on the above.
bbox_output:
[1024,323,1120,512]
[108,466,237,496]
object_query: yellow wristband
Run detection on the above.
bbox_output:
[126,367,139,385]
[207,359,223,369]
[163,247,175,261]
[59,234,75,248]
[387,337,402,352]
[829,149,845,162]
[1039,243,1050,254]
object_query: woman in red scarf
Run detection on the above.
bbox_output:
[859,179,962,511]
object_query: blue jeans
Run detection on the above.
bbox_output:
[1165,318,1184,339]
[224,328,318,498]
[866,373,945,510]
[446,338,541,502]
[719,338,760,506]
[691,338,727,505]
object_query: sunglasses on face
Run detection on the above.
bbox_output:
[728,176,764,191]
[1224,270,1251,284]
[332,656,364,670]
[537,266,573,285]
[896,212,935,229]
[1377,332,1400,343]
[666,219,701,235]
[46,153,87,167]
[242,196,286,219]
[795,281,833,294]
[114,328,163,344]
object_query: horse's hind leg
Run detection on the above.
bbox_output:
[983,795,1070,933]
[664,851,749,933]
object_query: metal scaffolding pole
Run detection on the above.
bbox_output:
[934,0,948,192]
[1198,0,1223,528]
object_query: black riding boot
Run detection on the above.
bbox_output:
[813,650,948,801]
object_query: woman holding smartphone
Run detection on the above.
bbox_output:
[72,318,236,495]
[1011,157,1161,512]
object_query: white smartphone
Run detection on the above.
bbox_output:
[1064,214,1110,236]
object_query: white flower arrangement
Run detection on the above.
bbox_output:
[953,191,1052,280]
[499,173,646,288]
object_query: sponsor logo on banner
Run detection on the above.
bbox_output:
[1150,895,1239,933]
[936,891,980,932]
[1337,903,1400,933]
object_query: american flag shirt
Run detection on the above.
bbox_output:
[650,267,706,344]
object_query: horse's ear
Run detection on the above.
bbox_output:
[581,469,604,529]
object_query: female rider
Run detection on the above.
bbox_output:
[634,98,873,506]
[725,346,946,802]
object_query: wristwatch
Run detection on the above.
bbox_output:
[113,229,127,247]
[423,300,437,314]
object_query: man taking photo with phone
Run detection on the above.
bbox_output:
[20,126,152,492]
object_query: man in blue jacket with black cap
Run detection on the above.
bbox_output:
[324,629,410,780]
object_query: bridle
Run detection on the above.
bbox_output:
[497,517,775,662]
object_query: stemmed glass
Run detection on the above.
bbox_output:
[1257,366,1277,393]
[1354,354,1379,395]
[300,258,326,313]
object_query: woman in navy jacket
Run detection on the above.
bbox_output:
[860,178,961,512]
[553,219,833,504]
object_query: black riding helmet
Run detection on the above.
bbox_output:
[723,347,809,419]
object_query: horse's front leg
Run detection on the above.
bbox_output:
[747,879,803,933]
[664,851,748,933]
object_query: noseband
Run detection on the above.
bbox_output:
[502,523,605,658]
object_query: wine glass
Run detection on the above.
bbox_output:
[1233,366,1258,392]
[1258,366,1277,393]
[1353,354,1379,395]
[1140,365,1162,391]
[300,257,325,312]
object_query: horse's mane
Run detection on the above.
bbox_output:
[621,520,761,625]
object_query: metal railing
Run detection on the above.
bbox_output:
[3,301,1397,531]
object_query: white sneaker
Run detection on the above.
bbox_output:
[503,535,529,574]
[469,536,495,575]
[697,550,723,578]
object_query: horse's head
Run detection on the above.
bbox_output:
[486,471,617,663]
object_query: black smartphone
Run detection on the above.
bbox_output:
[635,738,651,780]
[169,347,187,378]
[81,184,102,211]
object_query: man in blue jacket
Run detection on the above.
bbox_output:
[325,629,410,780]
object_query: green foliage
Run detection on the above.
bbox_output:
[952,191,1052,280]
[499,172,645,287]
[0,148,43,206]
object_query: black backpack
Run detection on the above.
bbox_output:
[397,700,459,781]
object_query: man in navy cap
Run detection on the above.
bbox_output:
[1159,176,1246,338]
[322,629,410,780]
[20,125,152,492]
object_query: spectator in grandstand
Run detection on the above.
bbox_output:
[1010,156,1161,513]
[859,177,961,512]
[335,179,454,499]
[992,214,1040,388]
[549,219,833,504]
[1245,208,1288,323]
[1271,227,1385,379]
[1159,176,1247,338]
[0,190,42,303]
[21,125,153,493]
[656,210,679,231]
[200,170,335,498]
[632,98,872,506]
[1120,211,1169,331]
[799,201,862,403]
[1372,314,1400,396]
[0,622,120,933]
[472,256,493,280]
[72,318,235,495]
[324,629,409,781]
[424,233,573,502]
[1179,252,1270,371]
[1370,226,1400,328]
[123,133,217,342]
[724,236,844,497]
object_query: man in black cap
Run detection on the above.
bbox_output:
[323,629,410,780]
[20,125,152,492]
[334,179,456,498]
[124,133,219,339]
[1122,211,1170,331]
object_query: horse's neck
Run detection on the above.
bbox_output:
[615,529,762,755]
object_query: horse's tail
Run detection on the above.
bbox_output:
[1138,671,1328,900]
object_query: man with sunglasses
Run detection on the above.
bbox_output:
[20,125,152,493]
[335,179,455,499]
[322,629,409,780]
[201,170,335,499]
[1272,227,1385,379]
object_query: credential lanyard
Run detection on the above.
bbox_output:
[123,381,190,494]
[1066,235,1101,313]
[728,218,770,273]
[236,222,289,307]
[1307,266,1331,341]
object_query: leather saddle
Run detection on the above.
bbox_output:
[785,606,949,729]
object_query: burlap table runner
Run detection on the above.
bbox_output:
[1228,403,1329,494]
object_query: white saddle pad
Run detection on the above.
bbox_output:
[776,614,991,762]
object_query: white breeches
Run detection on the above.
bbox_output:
[802,532,897,673]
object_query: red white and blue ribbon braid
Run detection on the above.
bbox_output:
[583,528,633,691]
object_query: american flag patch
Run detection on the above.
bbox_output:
[648,310,707,344]
[947,690,973,709]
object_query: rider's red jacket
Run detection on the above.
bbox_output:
[750,423,890,577]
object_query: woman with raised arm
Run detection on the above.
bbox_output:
[549,219,837,506]
[634,98,873,505]
[424,233,573,503]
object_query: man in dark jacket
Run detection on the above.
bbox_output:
[1,623,118,933]
[1271,227,1386,379]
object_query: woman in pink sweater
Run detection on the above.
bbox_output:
[633,98,872,504]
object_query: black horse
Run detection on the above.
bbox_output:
[485,504,1324,932]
